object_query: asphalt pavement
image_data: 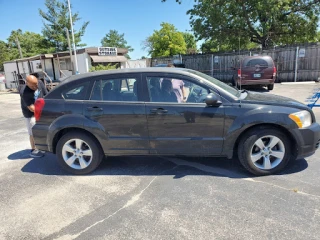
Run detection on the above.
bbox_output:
[0,84,319,240]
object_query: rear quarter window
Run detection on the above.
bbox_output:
[61,81,90,100]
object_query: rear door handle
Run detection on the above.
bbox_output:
[86,106,103,112]
[150,108,168,114]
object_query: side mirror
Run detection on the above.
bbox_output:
[205,93,222,106]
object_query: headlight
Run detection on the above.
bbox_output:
[289,110,312,128]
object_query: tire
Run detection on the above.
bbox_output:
[56,131,103,174]
[237,127,292,175]
[267,84,274,90]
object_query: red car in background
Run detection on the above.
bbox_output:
[235,56,276,90]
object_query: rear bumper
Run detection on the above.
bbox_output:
[290,123,320,159]
[32,124,50,152]
[237,79,275,86]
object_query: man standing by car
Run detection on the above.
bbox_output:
[20,74,48,157]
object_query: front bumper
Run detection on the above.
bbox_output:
[291,123,320,159]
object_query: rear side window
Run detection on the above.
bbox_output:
[90,78,140,102]
[245,59,269,67]
[61,81,90,100]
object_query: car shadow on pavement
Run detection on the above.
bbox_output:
[14,151,309,179]
[242,86,269,92]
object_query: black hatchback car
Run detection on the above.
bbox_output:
[33,68,320,175]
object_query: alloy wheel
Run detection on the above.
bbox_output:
[62,138,93,170]
[250,135,285,170]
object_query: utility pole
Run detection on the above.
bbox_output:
[67,0,79,74]
[15,37,26,74]
[16,37,23,59]
[65,28,74,73]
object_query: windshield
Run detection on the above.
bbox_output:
[185,69,240,97]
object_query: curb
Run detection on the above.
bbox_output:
[0,90,18,94]
[281,81,317,85]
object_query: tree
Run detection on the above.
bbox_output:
[190,0,320,48]
[89,63,118,72]
[143,22,187,57]
[163,0,320,49]
[0,41,10,71]
[39,0,89,51]
[182,32,197,54]
[101,30,133,59]
[200,39,259,53]
[6,29,53,59]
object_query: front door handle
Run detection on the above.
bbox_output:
[86,106,103,112]
[150,108,168,114]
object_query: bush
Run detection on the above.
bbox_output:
[89,63,118,72]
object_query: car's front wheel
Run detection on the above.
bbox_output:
[56,131,103,174]
[238,127,292,175]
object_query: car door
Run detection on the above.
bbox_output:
[143,73,225,155]
[83,73,149,155]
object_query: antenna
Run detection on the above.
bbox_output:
[239,37,242,106]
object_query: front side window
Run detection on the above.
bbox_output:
[90,78,139,102]
[147,77,209,103]
[185,69,240,98]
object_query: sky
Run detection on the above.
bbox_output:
[0,0,198,60]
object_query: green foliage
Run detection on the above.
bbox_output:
[201,39,259,53]
[39,0,89,51]
[187,0,320,49]
[162,0,320,49]
[89,64,118,72]
[182,32,198,54]
[6,29,54,59]
[0,41,10,71]
[144,22,187,57]
[0,30,54,71]
[101,30,133,59]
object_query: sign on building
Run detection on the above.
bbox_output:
[299,48,306,58]
[98,47,117,56]
[172,54,182,64]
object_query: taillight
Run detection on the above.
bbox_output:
[34,98,45,121]
[273,67,277,77]
[238,69,241,78]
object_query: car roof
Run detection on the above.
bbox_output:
[243,55,273,58]
[242,55,275,66]
[155,64,168,67]
[62,67,191,83]
[242,55,274,61]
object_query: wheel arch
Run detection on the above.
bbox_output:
[232,123,298,159]
[52,127,103,154]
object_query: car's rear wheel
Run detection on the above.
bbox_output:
[238,127,292,175]
[56,131,103,174]
[267,84,274,90]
